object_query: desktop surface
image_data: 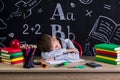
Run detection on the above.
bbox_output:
[0,56,120,80]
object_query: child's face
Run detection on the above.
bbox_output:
[51,36,61,50]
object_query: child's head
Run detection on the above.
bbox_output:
[51,36,61,50]
[37,34,61,52]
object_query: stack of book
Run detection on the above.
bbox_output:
[0,48,1,62]
[0,47,24,65]
[94,43,120,65]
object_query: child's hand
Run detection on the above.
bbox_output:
[66,48,79,53]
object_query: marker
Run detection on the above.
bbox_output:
[34,61,48,69]
[41,63,48,69]
[68,65,85,69]
[55,62,69,67]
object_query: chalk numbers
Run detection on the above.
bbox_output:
[23,24,41,35]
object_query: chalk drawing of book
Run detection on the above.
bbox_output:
[89,16,120,44]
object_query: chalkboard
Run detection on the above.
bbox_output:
[1,0,120,56]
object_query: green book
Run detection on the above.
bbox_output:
[1,52,23,59]
[96,57,120,65]
[94,43,120,51]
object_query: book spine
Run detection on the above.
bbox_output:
[1,50,8,53]
[1,53,10,57]
[96,57,119,65]
[1,56,11,60]
[96,55,120,61]
[1,47,22,54]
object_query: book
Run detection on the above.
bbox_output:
[94,43,120,51]
[1,47,22,53]
[96,48,120,53]
[96,49,120,57]
[89,16,120,43]
[96,57,120,65]
[2,56,23,60]
[1,52,23,59]
[2,59,24,65]
[96,53,120,59]
[96,55,120,61]
[1,57,24,62]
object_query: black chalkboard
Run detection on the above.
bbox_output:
[1,0,120,56]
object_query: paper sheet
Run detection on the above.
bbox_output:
[46,59,85,64]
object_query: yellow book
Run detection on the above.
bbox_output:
[96,55,120,61]
[11,57,24,62]
[1,57,24,62]
[96,48,120,53]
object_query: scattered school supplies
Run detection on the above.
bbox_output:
[46,59,85,64]
[86,62,102,69]
[94,43,120,65]
[40,62,48,68]
[55,62,69,67]
[34,61,48,68]
[68,65,85,69]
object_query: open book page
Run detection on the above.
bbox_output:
[45,59,85,64]
[109,24,120,44]
[89,16,117,42]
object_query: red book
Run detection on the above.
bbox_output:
[96,49,120,57]
[1,47,21,54]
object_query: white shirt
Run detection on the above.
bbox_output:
[41,39,80,60]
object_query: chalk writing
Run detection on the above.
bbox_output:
[104,4,111,10]
[0,37,6,47]
[85,9,93,18]
[0,19,7,29]
[89,16,120,44]
[79,0,93,4]
[0,0,4,12]
[50,3,75,21]
[7,0,41,20]
[23,24,41,35]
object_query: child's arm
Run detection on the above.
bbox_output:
[41,48,66,59]
[64,39,76,48]
[66,48,79,53]
[64,39,79,53]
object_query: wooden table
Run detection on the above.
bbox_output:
[0,57,120,80]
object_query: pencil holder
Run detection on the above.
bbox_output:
[21,44,37,68]
[23,55,34,68]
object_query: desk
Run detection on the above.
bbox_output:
[0,57,120,80]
